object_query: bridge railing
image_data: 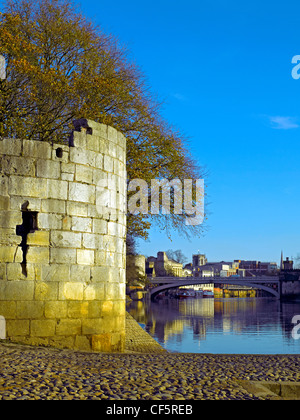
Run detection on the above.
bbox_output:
[148,276,279,284]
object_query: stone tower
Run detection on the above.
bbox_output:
[0,119,127,352]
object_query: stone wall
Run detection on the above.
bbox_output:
[0,119,127,352]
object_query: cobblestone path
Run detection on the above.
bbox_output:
[0,313,299,400]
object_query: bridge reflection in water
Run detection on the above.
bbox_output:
[148,276,280,300]
[127,297,300,354]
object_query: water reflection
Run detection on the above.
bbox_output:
[127,297,300,354]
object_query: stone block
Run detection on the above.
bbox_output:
[75,164,93,184]
[107,142,117,159]
[105,252,115,267]
[91,266,110,283]
[56,319,81,336]
[96,123,108,139]
[36,159,60,180]
[68,182,95,204]
[26,246,49,264]
[0,262,5,279]
[33,264,42,281]
[61,173,74,181]
[6,262,35,280]
[116,237,125,253]
[102,235,117,252]
[45,301,67,319]
[0,301,16,319]
[92,219,107,234]
[71,216,92,233]
[117,223,126,239]
[71,131,87,149]
[83,283,105,301]
[5,281,34,301]
[101,300,113,316]
[77,249,94,265]
[61,162,75,174]
[31,320,56,337]
[0,229,20,246]
[0,246,22,263]
[108,221,118,236]
[95,189,110,211]
[106,283,125,300]
[87,204,98,218]
[93,168,106,188]
[41,198,65,214]
[0,210,22,229]
[67,302,89,318]
[0,279,6,295]
[50,248,76,264]
[50,230,82,248]
[10,196,41,212]
[111,332,125,352]
[91,333,111,352]
[23,140,51,159]
[0,138,22,156]
[95,153,103,170]
[86,134,100,152]
[95,250,106,265]
[47,179,68,200]
[69,147,96,167]
[74,335,91,351]
[59,282,84,300]
[66,201,88,217]
[117,131,126,150]
[38,213,62,230]
[115,253,124,268]
[27,231,50,246]
[115,146,125,162]
[82,318,105,335]
[107,126,118,144]
[1,156,35,177]
[113,301,126,317]
[0,175,8,196]
[9,175,48,199]
[62,215,72,230]
[35,282,58,301]
[42,264,70,283]
[16,301,44,319]
[70,265,90,282]
[103,155,114,173]
[82,233,102,250]
[0,196,10,210]
[113,159,122,176]
[7,320,30,337]
[87,301,102,318]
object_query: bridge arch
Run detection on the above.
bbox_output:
[149,278,280,300]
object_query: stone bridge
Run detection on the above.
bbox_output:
[148,276,280,300]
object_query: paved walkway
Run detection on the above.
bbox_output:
[0,313,299,400]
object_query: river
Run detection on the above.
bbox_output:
[127,297,300,354]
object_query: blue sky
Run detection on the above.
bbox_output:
[2,0,300,265]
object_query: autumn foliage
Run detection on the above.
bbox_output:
[0,0,205,242]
